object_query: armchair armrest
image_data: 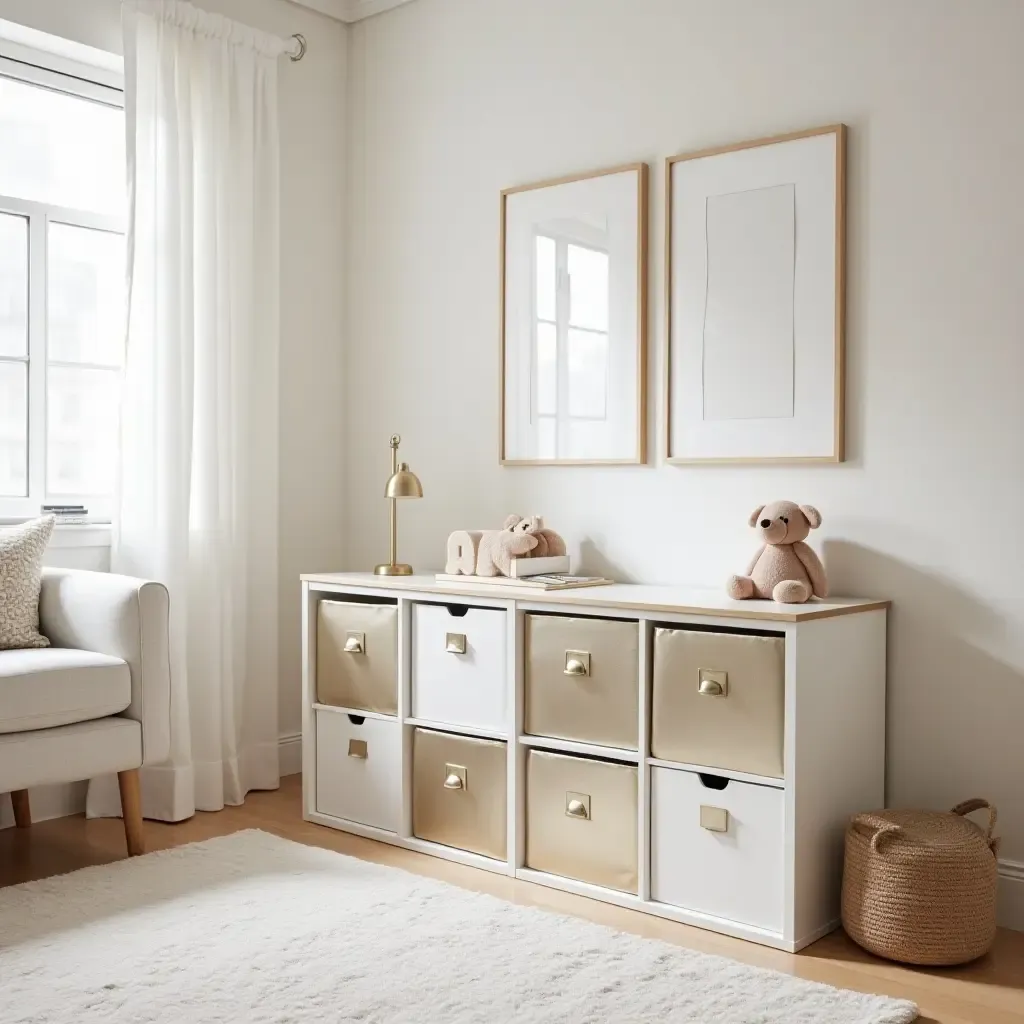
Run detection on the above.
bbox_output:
[38,567,171,765]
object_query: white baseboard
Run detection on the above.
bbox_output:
[2,734,303,829]
[278,732,302,777]
[0,780,88,828]
[998,859,1024,932]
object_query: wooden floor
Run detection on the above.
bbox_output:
[2,776,1022,1023]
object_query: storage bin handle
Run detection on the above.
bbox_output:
[697,668,728,697]
[445,632,467,654]
[443,763,467,791]
[344,631,364,654]
[850,813,904,852]
[951,798,999,853]
[565,792,590,820]
[564,651,590,676]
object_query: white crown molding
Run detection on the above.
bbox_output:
[284,0,415,23]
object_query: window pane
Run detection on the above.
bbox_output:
[568,328,608,419]
[0,76,125,215]
[535,235,556,322]
[47,366,119,496]
[568,244,609,332]
[0,361,27,496]
[537,416,556,460]
[48,223,126,366]
[536,321,557,417]
[0,213,28,357]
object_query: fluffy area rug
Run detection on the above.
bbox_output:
[0,829,917,1023]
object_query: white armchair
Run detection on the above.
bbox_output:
[0,568,170,855]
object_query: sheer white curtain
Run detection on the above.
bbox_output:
[89,0,285,821]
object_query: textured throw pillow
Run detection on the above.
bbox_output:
[0,516,56,650]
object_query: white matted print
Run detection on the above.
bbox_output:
[666,126,845,463]
[501,164,647,464]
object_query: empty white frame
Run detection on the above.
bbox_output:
[666,126,846,463]
[501,164,648,465]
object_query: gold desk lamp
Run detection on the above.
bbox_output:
[374,434,423,576]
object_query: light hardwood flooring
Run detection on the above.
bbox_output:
[2,775,1021,1024]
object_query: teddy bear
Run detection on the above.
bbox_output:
[502,514,567,559]
[726,501,827,604]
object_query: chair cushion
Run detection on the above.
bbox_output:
[0,647,131,734]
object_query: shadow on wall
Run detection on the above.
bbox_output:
[577,538,640,584]
[824,540,1023,825]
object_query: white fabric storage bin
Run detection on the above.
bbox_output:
[315,709,401,832]
[411,603,508,733]
[650,765,784,933]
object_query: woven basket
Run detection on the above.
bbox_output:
[841,799,999,965]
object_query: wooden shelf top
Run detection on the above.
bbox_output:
[300,572,888,623]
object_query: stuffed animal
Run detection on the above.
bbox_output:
[726,501,827,604]
[475,524,538,576]
[503,514,567,558]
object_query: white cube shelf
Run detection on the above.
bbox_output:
[301,572,888,952]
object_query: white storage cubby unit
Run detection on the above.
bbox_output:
[301,573,888,952]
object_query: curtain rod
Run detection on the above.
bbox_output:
[289,33,307,61]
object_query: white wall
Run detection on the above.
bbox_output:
[345,0,1024,916]
[0,0,348,749]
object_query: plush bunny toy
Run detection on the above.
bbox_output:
[726,501,827,604]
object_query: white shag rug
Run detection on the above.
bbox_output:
[0,829,917,1024]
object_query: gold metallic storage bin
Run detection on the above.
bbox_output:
[525,750,638,893]
[317,600,398,715]
[412,728,507,861]
[525,615,639,750]
[650,627,785,778]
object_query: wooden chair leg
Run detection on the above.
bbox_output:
[117,769,145,856]
[10,789,31,829]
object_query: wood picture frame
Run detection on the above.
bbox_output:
[499,162,648,465]
[665,125,846,464]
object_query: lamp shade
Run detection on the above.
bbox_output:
[385,462,423,499]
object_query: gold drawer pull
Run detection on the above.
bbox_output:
[343,631,364,654]
[565,791,590,820]
[700,805,729,832]
[563,650,591,677]
[443,763,467,790]
[697,668,728,697]
[348,738,368,759]
[446,632,467,654]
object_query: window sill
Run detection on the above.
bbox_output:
[0,520,112,549]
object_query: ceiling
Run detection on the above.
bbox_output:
[286,0,416,23]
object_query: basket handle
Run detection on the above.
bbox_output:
[951,798,1000,853]
[850,813,904,852]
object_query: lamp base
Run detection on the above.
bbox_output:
[374,563,414,576]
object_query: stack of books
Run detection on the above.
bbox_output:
[42,504,90,525]
[434,572,613,592]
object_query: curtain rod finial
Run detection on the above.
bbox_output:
[289,33,306,62]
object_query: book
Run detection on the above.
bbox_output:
[508,554,571,578]
[434,573,613,592]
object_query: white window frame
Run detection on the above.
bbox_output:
[0,45,125,523]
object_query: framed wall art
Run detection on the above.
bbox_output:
[500,162,648,465]
[665,125,846,463]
